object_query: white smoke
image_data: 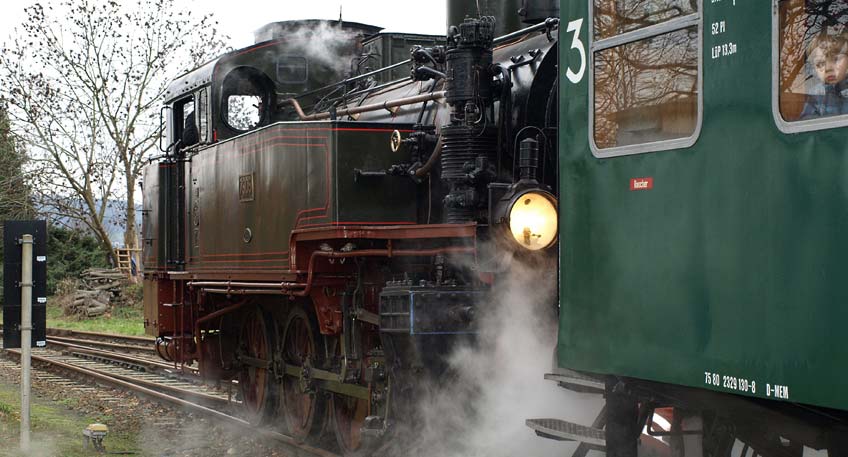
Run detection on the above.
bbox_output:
[384,253,605,457]
[271,21,361,76]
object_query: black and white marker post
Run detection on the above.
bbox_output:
[19,233,33,452]
[3,220,48,453]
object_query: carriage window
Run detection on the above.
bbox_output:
[594,0,697,39]
[777,0,848,124]
[591,2,700,154]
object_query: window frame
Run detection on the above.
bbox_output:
[224,94,264,132]
[588,1,704,158]
[195,87,210,144]
[171,95,194,147]
[276,55,309,84]
[771,0,848,134]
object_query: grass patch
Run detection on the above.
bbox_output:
[45,302,145,337]
[0,383,145,457]
[1,292,145,337]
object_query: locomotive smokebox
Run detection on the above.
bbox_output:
[447,0,522,37]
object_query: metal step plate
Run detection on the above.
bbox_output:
[544,369,605,394]
[526,418,606,448]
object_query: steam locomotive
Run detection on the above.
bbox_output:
[143,0,848,455]
[142,0,559,453]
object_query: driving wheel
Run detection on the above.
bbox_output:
[279,305,326,441]
[237,306,275,425]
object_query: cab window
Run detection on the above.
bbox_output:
[591,0,701,155]
[221,67,275,133]
[277,55,309,84]
[195,87,209,143]
[173,96,197,150]
[777,0,848,125]
[227,95,262,131]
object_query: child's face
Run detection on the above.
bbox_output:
[811,46,848,85]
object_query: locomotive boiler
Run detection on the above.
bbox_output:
[142,1,560,453]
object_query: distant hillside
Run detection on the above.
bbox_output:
[43,199,141,247]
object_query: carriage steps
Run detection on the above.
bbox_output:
[525,418,606,450]
[544,368,605,394]
[526,368,607,454]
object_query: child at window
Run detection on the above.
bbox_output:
[800,32,848,119]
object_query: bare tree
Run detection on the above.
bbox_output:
[0,0,227,263]
[0,103,34,222]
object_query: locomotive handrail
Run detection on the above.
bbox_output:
[188,246,476,298]
[284,91,447,121]
[292,17,560,101]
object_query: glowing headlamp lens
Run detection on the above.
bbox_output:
[508,191,558,251]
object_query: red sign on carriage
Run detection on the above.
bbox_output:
[629,177,654,191]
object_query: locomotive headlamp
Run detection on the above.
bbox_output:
[507,190,558,251]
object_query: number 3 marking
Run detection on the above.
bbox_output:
[565,18,586,84]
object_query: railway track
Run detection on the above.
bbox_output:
[0,329,340,457]
[46,329,157,354]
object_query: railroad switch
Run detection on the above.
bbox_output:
[83,423,109,452]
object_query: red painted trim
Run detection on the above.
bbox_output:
[296,221,417,228]
[189,125,414,265]
[185,268,293,273]
[234,39,284,57]
[191,258,290,264]
[325,128,415,133]
[189,251,290,259]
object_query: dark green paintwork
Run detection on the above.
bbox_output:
[558,0,848,411]
[186,121,418,274]
[141,162,168,271]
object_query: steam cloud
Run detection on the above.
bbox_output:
[383,254,605,457]
[132,253,605,457]
[266,21,361,76]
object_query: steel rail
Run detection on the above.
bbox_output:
[5,348,227,406]
[0,348,339,457]
[45,338,185,373]
[48,335,156,353]
[46,328,153,344]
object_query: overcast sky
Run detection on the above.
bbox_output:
[0,0,447,49]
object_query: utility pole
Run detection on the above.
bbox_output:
[19,233,33,452]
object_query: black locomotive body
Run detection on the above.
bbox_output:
[142,4,560,453]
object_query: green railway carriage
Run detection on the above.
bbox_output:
[527,0,848,454]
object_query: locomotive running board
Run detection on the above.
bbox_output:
[525,418,606,451]
[544,368,605,394]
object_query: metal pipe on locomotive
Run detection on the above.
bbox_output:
[141,2,559,452]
